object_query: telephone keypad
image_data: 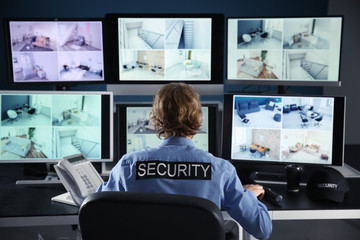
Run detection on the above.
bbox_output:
[75,164,101,193]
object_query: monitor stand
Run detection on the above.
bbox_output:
[249,165,307,187]
[277,85,288,94]
[250,170,287,185]
[16,163,62,186]
[16,173,62,185]
[53,84,76,91]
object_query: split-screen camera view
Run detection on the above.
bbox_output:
[9,21,104,82]
[231,95,334,165]
[126,106,209,152]
[227,17,342,82]
[0,94,102,160]
[118,18,212,81]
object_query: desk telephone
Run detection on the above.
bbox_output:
[53,153,104,206]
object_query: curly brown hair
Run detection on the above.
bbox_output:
[150,83,203,138]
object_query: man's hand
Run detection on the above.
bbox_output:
[243,184,265,201]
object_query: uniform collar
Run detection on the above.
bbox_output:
[160,136,195,147]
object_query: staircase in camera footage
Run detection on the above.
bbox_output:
[183,20,194,49]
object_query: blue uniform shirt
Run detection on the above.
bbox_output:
[98,137,272,239]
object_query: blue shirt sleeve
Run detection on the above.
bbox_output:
[97,160,125,192]
[222,167,272,240]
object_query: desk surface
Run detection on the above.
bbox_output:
[261,179,360,212]
[1,152,360,227]
[0,164,78,227]
[260,179,360,221]
[250,144,267,152]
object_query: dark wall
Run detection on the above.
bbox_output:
[1,95,29,120]
[237,20,262,44]
[0,0,328,92]
[324,0,360,144]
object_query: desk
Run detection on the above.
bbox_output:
[252,178,359,240]
[262,180,360,219]
[0,164,78,228]
[1,164,360,240]
[250,144,267,156]
[250,144,266,152]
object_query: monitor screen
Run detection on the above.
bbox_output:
[115,104,217,159]
[0,91,113,163]
[4,18,106,85]
[226,16,343,86]
[105,14,224,84]
[222,94,345,166]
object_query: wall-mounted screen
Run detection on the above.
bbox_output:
[115,104,217,160]
[222,94,345,166]
[226,16,343,86]
[4,18,106,85]
[0,91,113,163]
[105,14,224,84]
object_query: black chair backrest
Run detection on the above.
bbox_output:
[79,192,225,240]
[300,114,308,122]
[28,108,36,114]
[315,115,323,121]
[250,148,257,153]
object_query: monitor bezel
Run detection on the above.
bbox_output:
[3,17,107,86]
[0,90,113,163]
[115,103,218,160]
[225,15,344,87]
[222,93,345,167]
[104,13,224,85]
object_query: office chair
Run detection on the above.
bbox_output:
[7,110,17,123]
[239,113,250,126]
[300,114,309,128]
[242,33,252,46]
[260,32,269,43]
[314,114,324,127]
[249,147,257,158]
[79,192,226,240]
[27,108,36,119]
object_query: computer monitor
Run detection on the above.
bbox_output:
[0,91,113,163]
[115,104,217,161]
[226,16,343,86]
[104,13,224,84]
[4,18,106,86]
[222,93,346,178]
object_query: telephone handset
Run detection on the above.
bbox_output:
[54,153,104,206]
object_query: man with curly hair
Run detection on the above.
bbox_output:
[98,83,272,240]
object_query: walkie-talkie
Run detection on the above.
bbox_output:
[263,186,283,204]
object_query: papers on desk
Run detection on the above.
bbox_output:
[51,192,77,206]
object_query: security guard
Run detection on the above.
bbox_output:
[98,83,272,240]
